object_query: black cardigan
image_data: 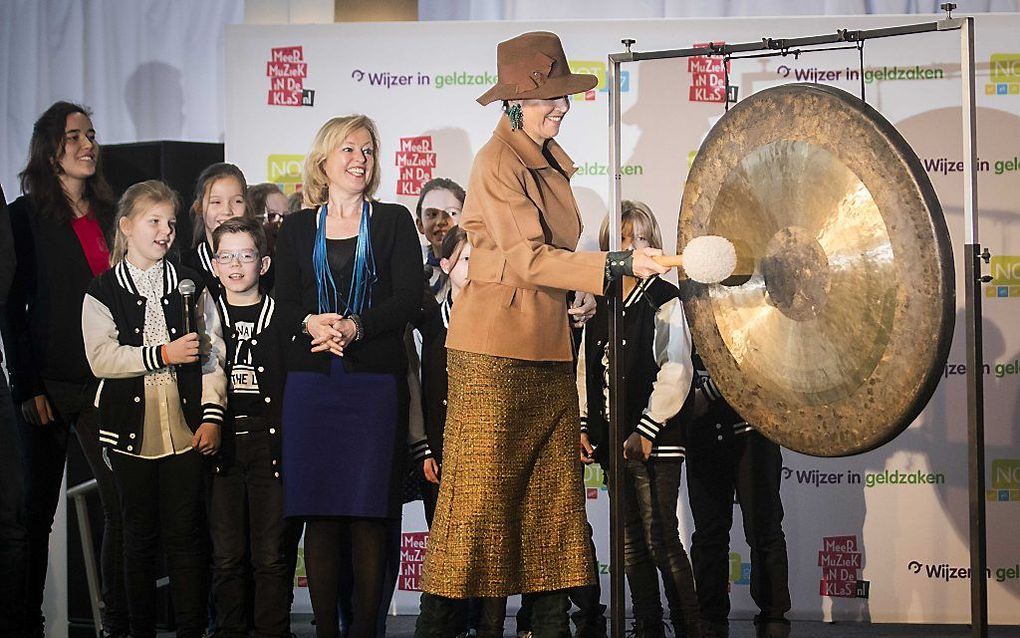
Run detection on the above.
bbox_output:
[3,195,113,403]
[273,203,423,375]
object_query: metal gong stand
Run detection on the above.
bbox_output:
[604,5,991,638]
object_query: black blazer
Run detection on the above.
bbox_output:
[3,195,113,403]
[273,203,423,375]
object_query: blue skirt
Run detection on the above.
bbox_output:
[282,357,402,518]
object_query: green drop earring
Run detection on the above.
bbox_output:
[507,102,523,131]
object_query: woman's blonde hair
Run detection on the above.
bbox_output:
[302,115,382,207]
[110,180,179,265]
[598,200,663,251]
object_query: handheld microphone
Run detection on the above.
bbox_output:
[178,279,196,334]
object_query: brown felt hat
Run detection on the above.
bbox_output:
[477,31,598,106]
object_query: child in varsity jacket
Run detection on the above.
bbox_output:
[577,201,702,638]
[81,180,226,638]
[411,225,468,525]
[205,216,291,638]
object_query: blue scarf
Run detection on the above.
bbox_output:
[312,201,377,315]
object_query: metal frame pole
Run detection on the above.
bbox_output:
[67,479,102,637]
[960,16,989,638]
[606,51,627,638]
[603,13,989,637]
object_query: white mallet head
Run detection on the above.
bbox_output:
[683,235,737,284]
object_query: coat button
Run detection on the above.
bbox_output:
[272,459,278,465]
[622,339,627,346]
[182,398,188,404]
[269,427,276,434]
[133,396,141,403]
[257,366,265,373]
[129,433,136,439]
[442,399,447,406]
[170,328,177,335]
[251,339,258,346]
[264,397,272,403]
[717,435,724,441]
[274,471,280,478]
[127,445,134,452]
[137,300,143,306]
[163,299,169,305]
[715,423,722,430]
[134,328,141,334]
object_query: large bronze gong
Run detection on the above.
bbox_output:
[678,83,954,457]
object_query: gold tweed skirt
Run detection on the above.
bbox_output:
[420,349,595,598]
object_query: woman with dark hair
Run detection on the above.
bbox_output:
[274,114,421,638]
[4,100,127,637]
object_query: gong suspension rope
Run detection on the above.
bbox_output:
[718,42,869,111]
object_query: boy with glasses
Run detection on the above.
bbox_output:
[207,216,291,638]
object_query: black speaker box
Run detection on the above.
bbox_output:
[101,140,224,254]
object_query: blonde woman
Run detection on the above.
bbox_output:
[273,114,421,638]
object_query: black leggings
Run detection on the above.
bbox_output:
[304,517,389,638]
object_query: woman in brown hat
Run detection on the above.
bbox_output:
[416,31,668,638]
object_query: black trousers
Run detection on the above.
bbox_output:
[0,368,28,637]
[604,458,700,631]
[111,449,207,638]
[210,432,290,638]
[686,429,791,636]
[17,378,127,634]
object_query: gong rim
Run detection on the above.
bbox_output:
[679,83,955,457]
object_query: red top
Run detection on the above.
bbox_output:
[70,211,111,277]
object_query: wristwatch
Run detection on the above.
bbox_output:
[301,314,312,336]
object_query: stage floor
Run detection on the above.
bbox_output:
[279,615,1020,637]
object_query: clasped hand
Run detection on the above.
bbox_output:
[307,313,358,356]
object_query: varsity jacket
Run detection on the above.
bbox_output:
[686,350,754,448]
[81,259,227,455]
[578,276,694,462]
[210,293,285,478]
[181,240,222,300]
[4,195,114,402]
[411,290,451,463]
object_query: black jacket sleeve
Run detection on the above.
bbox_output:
[358,206,423,340]
[272,211,308,335]
[3,197,43,402]
[0,188,13,307]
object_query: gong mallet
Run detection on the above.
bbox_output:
[651,234,740,283]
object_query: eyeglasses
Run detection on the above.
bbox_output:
[213,250,260,264]
[422,207,459,220]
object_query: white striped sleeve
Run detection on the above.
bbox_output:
[404,326,431,459]
[576,325,589,433]
[197,290,227,423]
[82,293,158,379]
[640,297,694,441]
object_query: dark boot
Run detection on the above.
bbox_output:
[670,614,704,638]
[700,619,728,638]
[474,597,508,638]
[753,616,790,638]
[528,590,570,638]
[629,618,666,638]
[416,592,464,638]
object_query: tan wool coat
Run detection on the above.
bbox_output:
[445,116,607,361]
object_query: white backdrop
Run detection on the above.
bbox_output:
[226,14,1020,624]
